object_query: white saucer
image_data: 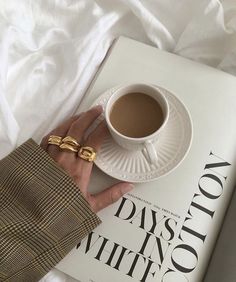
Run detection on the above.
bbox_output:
[91,86,193,183]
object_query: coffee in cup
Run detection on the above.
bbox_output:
[105,83,169,164]
[109,92,164,138]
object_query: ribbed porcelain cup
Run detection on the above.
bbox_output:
[105,83,169,164]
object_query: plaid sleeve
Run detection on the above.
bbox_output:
[0,139,101,282]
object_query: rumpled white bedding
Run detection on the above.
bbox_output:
[0,0,236,281]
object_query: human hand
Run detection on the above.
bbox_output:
[40,105,133,212]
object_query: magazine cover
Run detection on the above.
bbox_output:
[56,37,236,282]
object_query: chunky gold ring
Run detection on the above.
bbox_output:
[78,146,96,162]
[59,143,78,152]
[62,136,80,147]
[48,135,62,146]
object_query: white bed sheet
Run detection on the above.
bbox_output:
[0,0,236,281]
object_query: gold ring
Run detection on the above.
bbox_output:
[59,143,78,152]
[62,136,80,147]
[48,135,62,146]
[78,146,96,162]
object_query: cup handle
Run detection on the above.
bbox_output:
[144,140,158,164]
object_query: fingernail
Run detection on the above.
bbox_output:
[91,105,103,111]
[122,184,134,194]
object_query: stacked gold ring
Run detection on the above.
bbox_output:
[61,136,80,147]
[60,136,81,152]
[78,146,96,162]
[48,135,62,146]
[47,135,96,162]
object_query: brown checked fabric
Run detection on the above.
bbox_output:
[0,139,101,282]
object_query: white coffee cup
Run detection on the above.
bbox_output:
[105,83,169,164]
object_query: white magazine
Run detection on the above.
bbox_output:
[56,36,236,282]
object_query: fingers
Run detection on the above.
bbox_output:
[91,182,134,212]
[76,120,109,193]
[66,105,103,144]
[40,115,80,156]
[41,105,103,155]
[39,106,134,214]
[85,119,109,151]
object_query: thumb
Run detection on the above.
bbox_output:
[92,182,134,212]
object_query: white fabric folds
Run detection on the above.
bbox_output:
[0,0,236,159]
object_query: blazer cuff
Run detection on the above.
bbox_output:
[0,139,101,282]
